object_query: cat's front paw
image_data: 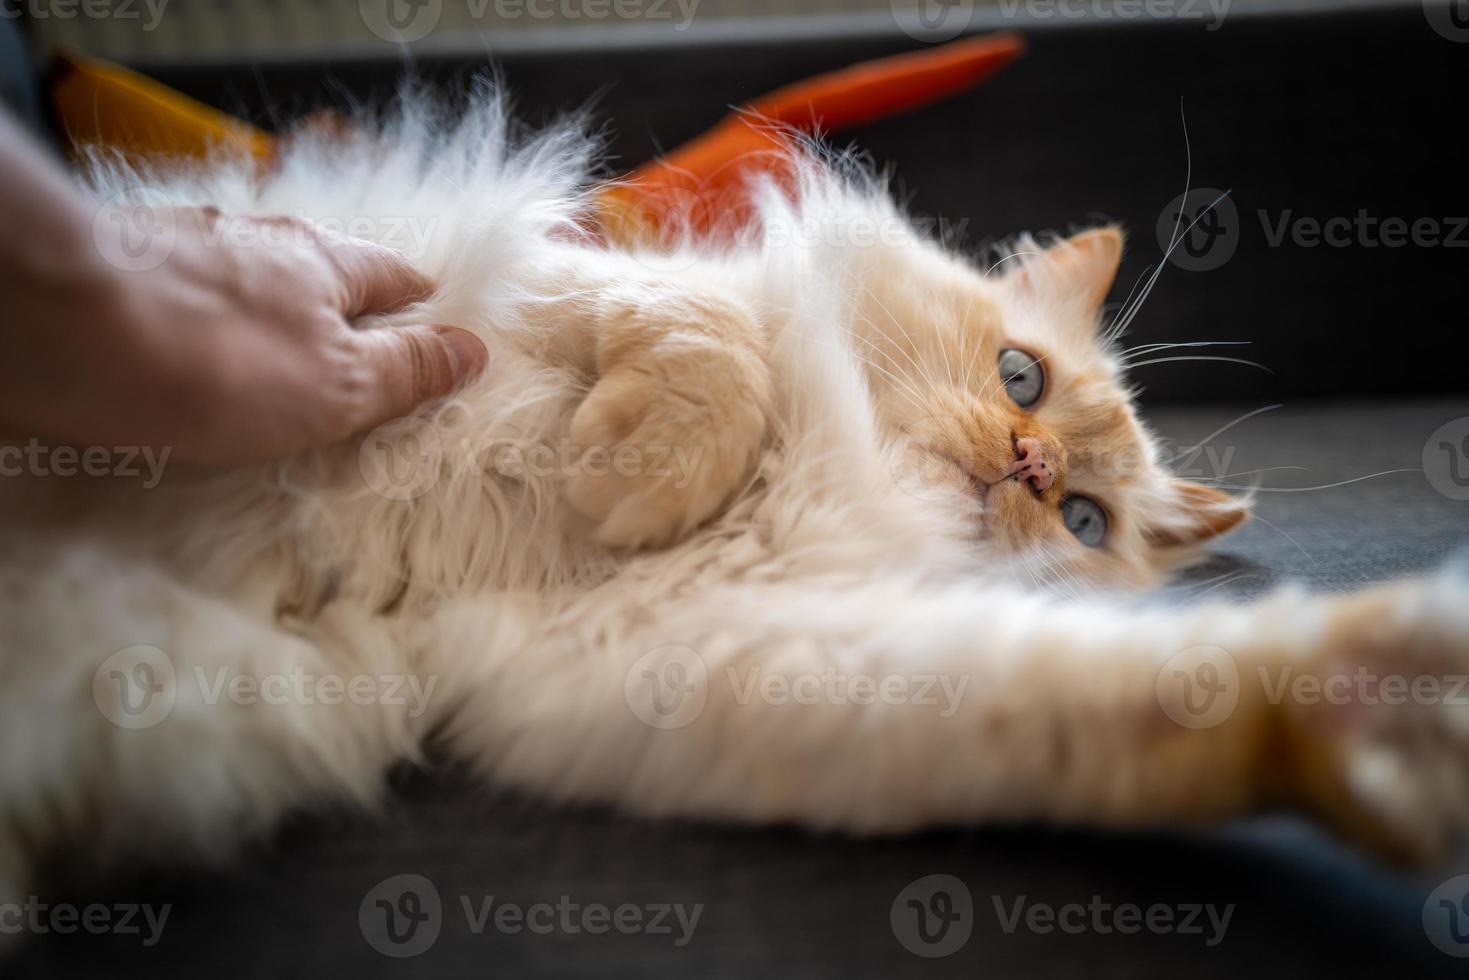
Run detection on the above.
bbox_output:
[565,346,770,549]
[1276,579,1469,864]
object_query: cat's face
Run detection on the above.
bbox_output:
[861,226,1246,589]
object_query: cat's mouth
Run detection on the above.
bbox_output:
[920,447,1006,527]
[929,447,1014,501]
[973,475,1021,528]
[920,448,1027,539]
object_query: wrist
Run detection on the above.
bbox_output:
[0,216,152,441]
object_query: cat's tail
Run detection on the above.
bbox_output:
[433,570,1469,865]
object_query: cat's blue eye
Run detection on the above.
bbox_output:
[1061,495,1108,548]
[998,348,1045,408]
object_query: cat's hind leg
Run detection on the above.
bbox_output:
[0,540,415,902]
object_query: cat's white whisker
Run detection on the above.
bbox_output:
[1243,512,1316,563]
[857,284,948,393]
[1125,355,1273,374]
[1211,469,1420,493]
[1196,465,1309,483]
[1168,569,1254,601]
[1119,340,1252,361]
[1171,403,1283,456]
[983,248,1042,279]
[1105,105,1240,346]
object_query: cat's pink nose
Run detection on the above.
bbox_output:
[1010,437,1056,493]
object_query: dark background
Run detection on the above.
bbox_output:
[132,3,1469,405]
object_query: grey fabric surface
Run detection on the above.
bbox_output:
[8,398,1469,978]
[1156,398,1469,599]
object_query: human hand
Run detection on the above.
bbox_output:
[3,206,487,466]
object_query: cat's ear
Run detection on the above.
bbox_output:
[1145,481,1249,548]
[1009,226,1123,314]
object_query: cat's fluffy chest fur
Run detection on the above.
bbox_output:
[1,95,1468,908]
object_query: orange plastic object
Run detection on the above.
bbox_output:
[51,51,275,168]
[46,35,1023,248]
[597,32,1025,246]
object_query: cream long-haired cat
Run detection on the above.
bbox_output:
[2,92,1467,905]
